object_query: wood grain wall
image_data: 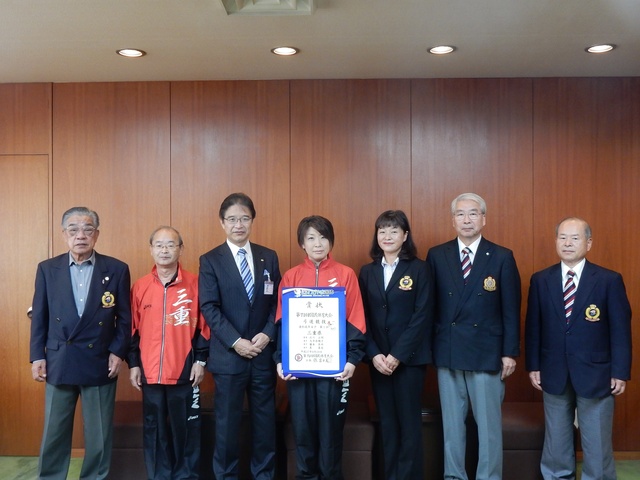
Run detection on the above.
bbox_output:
[0,78,638,454]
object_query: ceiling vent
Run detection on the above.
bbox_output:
[220,0,315,16]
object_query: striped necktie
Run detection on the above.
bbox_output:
[563,270,576,322]
[461,247,472,284]
[238,248,254,300]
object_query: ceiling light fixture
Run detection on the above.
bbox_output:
[271,46,299,56]
[116,48,147,58]
[585,44,616,54]
[429,45,456,55]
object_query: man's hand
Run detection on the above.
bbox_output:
[611,378,626,395]
[528,371,542,391]
[251,332,270,351]
[31,359,47,382]
[501,356,516,380]
[129,366,142,391]
[233,338,262,358]
[108,353,123,379]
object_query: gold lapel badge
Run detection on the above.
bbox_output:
[483,276,497,291]
[399,276,413,291]
[585,304,601,322]
[102,291,115,308]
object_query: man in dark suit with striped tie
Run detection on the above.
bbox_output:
[426,193,521,480]
[525,217,632,480]
[199,193,281,479]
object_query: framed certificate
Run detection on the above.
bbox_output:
[282,286,346,378]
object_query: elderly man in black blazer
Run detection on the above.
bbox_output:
[30,206,131,480]
[426,193,521,480]
[199,193,281,480]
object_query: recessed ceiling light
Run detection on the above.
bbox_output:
[116,48,147,58]
[271,46,299,56]
[586,44,616,54]
[429,45,456,55]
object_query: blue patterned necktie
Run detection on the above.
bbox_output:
[238,248,254,300]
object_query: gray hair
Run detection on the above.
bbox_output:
[61,207,100,229]
[450,193,487,215]
[149,226,184,246]
[555,217,592,239]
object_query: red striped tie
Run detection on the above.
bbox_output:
[563,270,576,323]
[461,247,472,284]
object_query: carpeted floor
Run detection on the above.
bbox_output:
[1,456,638,479]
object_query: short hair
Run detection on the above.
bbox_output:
[450,193,487,215]
[296,215,335,248]
[369,210,417,261]
[218,193,256,220]
[555,217,592,239]
[61,207,100,229]
[149,226,184,246]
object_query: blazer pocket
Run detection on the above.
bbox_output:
[45,339,60,351]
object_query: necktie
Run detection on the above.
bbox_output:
[563,270,576,322]
[238,248,254,300]
[461,247,472,284]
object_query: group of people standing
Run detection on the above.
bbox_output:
[29,191,631,480]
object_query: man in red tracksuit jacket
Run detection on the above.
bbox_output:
[128,226,210,480]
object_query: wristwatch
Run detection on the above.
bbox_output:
[195,360,206,367]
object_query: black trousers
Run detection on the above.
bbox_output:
[287,377,351,480]
[141,383,201,480]
[370,364,426,480]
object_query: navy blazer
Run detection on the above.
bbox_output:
[29,252,131,386]
[525,260,632,399]
[359,257,433,365]
[426,237,521,372]
[199,242,281,374]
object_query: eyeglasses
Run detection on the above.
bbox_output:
[65,226,97,237]
[454,211,482,221]
[224,216,252,225]
[152,243,182,251]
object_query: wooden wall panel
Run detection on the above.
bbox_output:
[411,79,535,402]
[0,84,51,154]
[1,76,638,454]
[289,79,412,402]
[290,80,412,268]
[0,156,49,455]
[170,81,291,275]
[52,82,172,406]
[533,77,640,451]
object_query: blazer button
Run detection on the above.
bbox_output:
[56,318,61,322]
[98,321,104,326]
[67,340,72,345]
[451,322,456,326]
[448,292,453,296]
[88,344,93,349]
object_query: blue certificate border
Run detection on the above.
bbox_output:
[282,286,346,378]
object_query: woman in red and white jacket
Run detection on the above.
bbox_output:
[275,215,366,480]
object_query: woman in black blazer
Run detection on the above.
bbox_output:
[358,210,433,480]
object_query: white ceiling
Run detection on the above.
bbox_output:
[2,0,639,84]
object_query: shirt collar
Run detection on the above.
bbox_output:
[457,236,482,256]
[68,250,95,266]
[381,256,399,268]
[561,258,586,279]
[226,239,252,257]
